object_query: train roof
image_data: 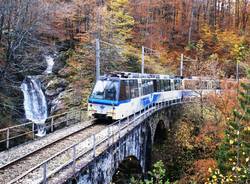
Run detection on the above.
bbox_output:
[183,76,217,80]
[102,71,181,79]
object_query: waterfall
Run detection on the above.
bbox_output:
[44,56,54,74]
[21,55,55,137]
[21,76,48,136]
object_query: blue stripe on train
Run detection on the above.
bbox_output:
[88,98,131,106]
[141,96,151,106]
[152,93,160,103]
[182,90,195,97]
[90,93,161,107]
[141,93,161,107]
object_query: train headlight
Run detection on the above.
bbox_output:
[88,104,96,112]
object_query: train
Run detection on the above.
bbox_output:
[87,72,220,120]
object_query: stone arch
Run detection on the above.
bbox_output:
[154,120,167,145]
[112,155,143,184]
[147,109,171,144]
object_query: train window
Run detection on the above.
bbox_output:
[156,80,161,92]
[183,80,191,89]
[148,80,154,94]
[174,80,181,90]
[158,80,161,92]
[185,79,197,89]
[203,81,208,89]
[119,80,130,100]
[129,80,139,98]
[171,80,174,90]
[165,80,171,91]
[142,80,145,95]
[163,80,167,91]
[160,80,165,92]
[91,79,119,100]
[135,80,139,97]
[142,80,153,95]
[215,81,221,89]
[153,80,157,92]
[142,80,147,95]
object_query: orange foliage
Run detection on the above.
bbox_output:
[190,159,217,183]
[178,159,217,184]
[195,121,225,149]
[207,80,238,121]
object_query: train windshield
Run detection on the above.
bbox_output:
[91,80,119,101]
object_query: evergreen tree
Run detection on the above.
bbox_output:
[97,0,137,73]
[103,0,134,44]
[208,70,250,183]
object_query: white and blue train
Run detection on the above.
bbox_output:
[87,72,219,120]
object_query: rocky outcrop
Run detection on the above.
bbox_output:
[40,70,82,116]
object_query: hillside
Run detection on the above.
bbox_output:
[0,0,249,183]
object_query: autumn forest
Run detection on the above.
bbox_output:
[0,0,250,183]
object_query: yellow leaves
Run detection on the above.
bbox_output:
[236,167,241,172]
[244,126,250,131]
[219,31,244,47]
[229,139,234,144]
[110,0,129,10]
[68,59,81,69]
[174,121,194,149]
[226,177,233,182]
[208,167,212,173]
[200,24,246,61]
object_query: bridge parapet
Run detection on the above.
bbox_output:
[0,109,86,151]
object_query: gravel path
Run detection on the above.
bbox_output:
[0,121,104,184]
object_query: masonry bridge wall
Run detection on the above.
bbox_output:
[66,105,183,184]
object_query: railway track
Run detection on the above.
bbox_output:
[0,119,106,184]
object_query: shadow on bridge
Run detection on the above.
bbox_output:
[112,156,143,184]
[154,120,167,145]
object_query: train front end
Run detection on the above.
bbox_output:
[88,77,120,120]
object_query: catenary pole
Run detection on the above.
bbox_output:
[96,38,100,81]
[142,46,144,74]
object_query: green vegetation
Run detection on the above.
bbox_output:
[208,71,250,183]
[131,161,172,184]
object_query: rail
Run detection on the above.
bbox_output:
[0,109,86,150]
[8,98,187,184]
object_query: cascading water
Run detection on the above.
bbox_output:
[21,77,47,136]
[21,55,55,136]
[44,56,54,74]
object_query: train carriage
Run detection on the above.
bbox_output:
[88,72,183,120]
